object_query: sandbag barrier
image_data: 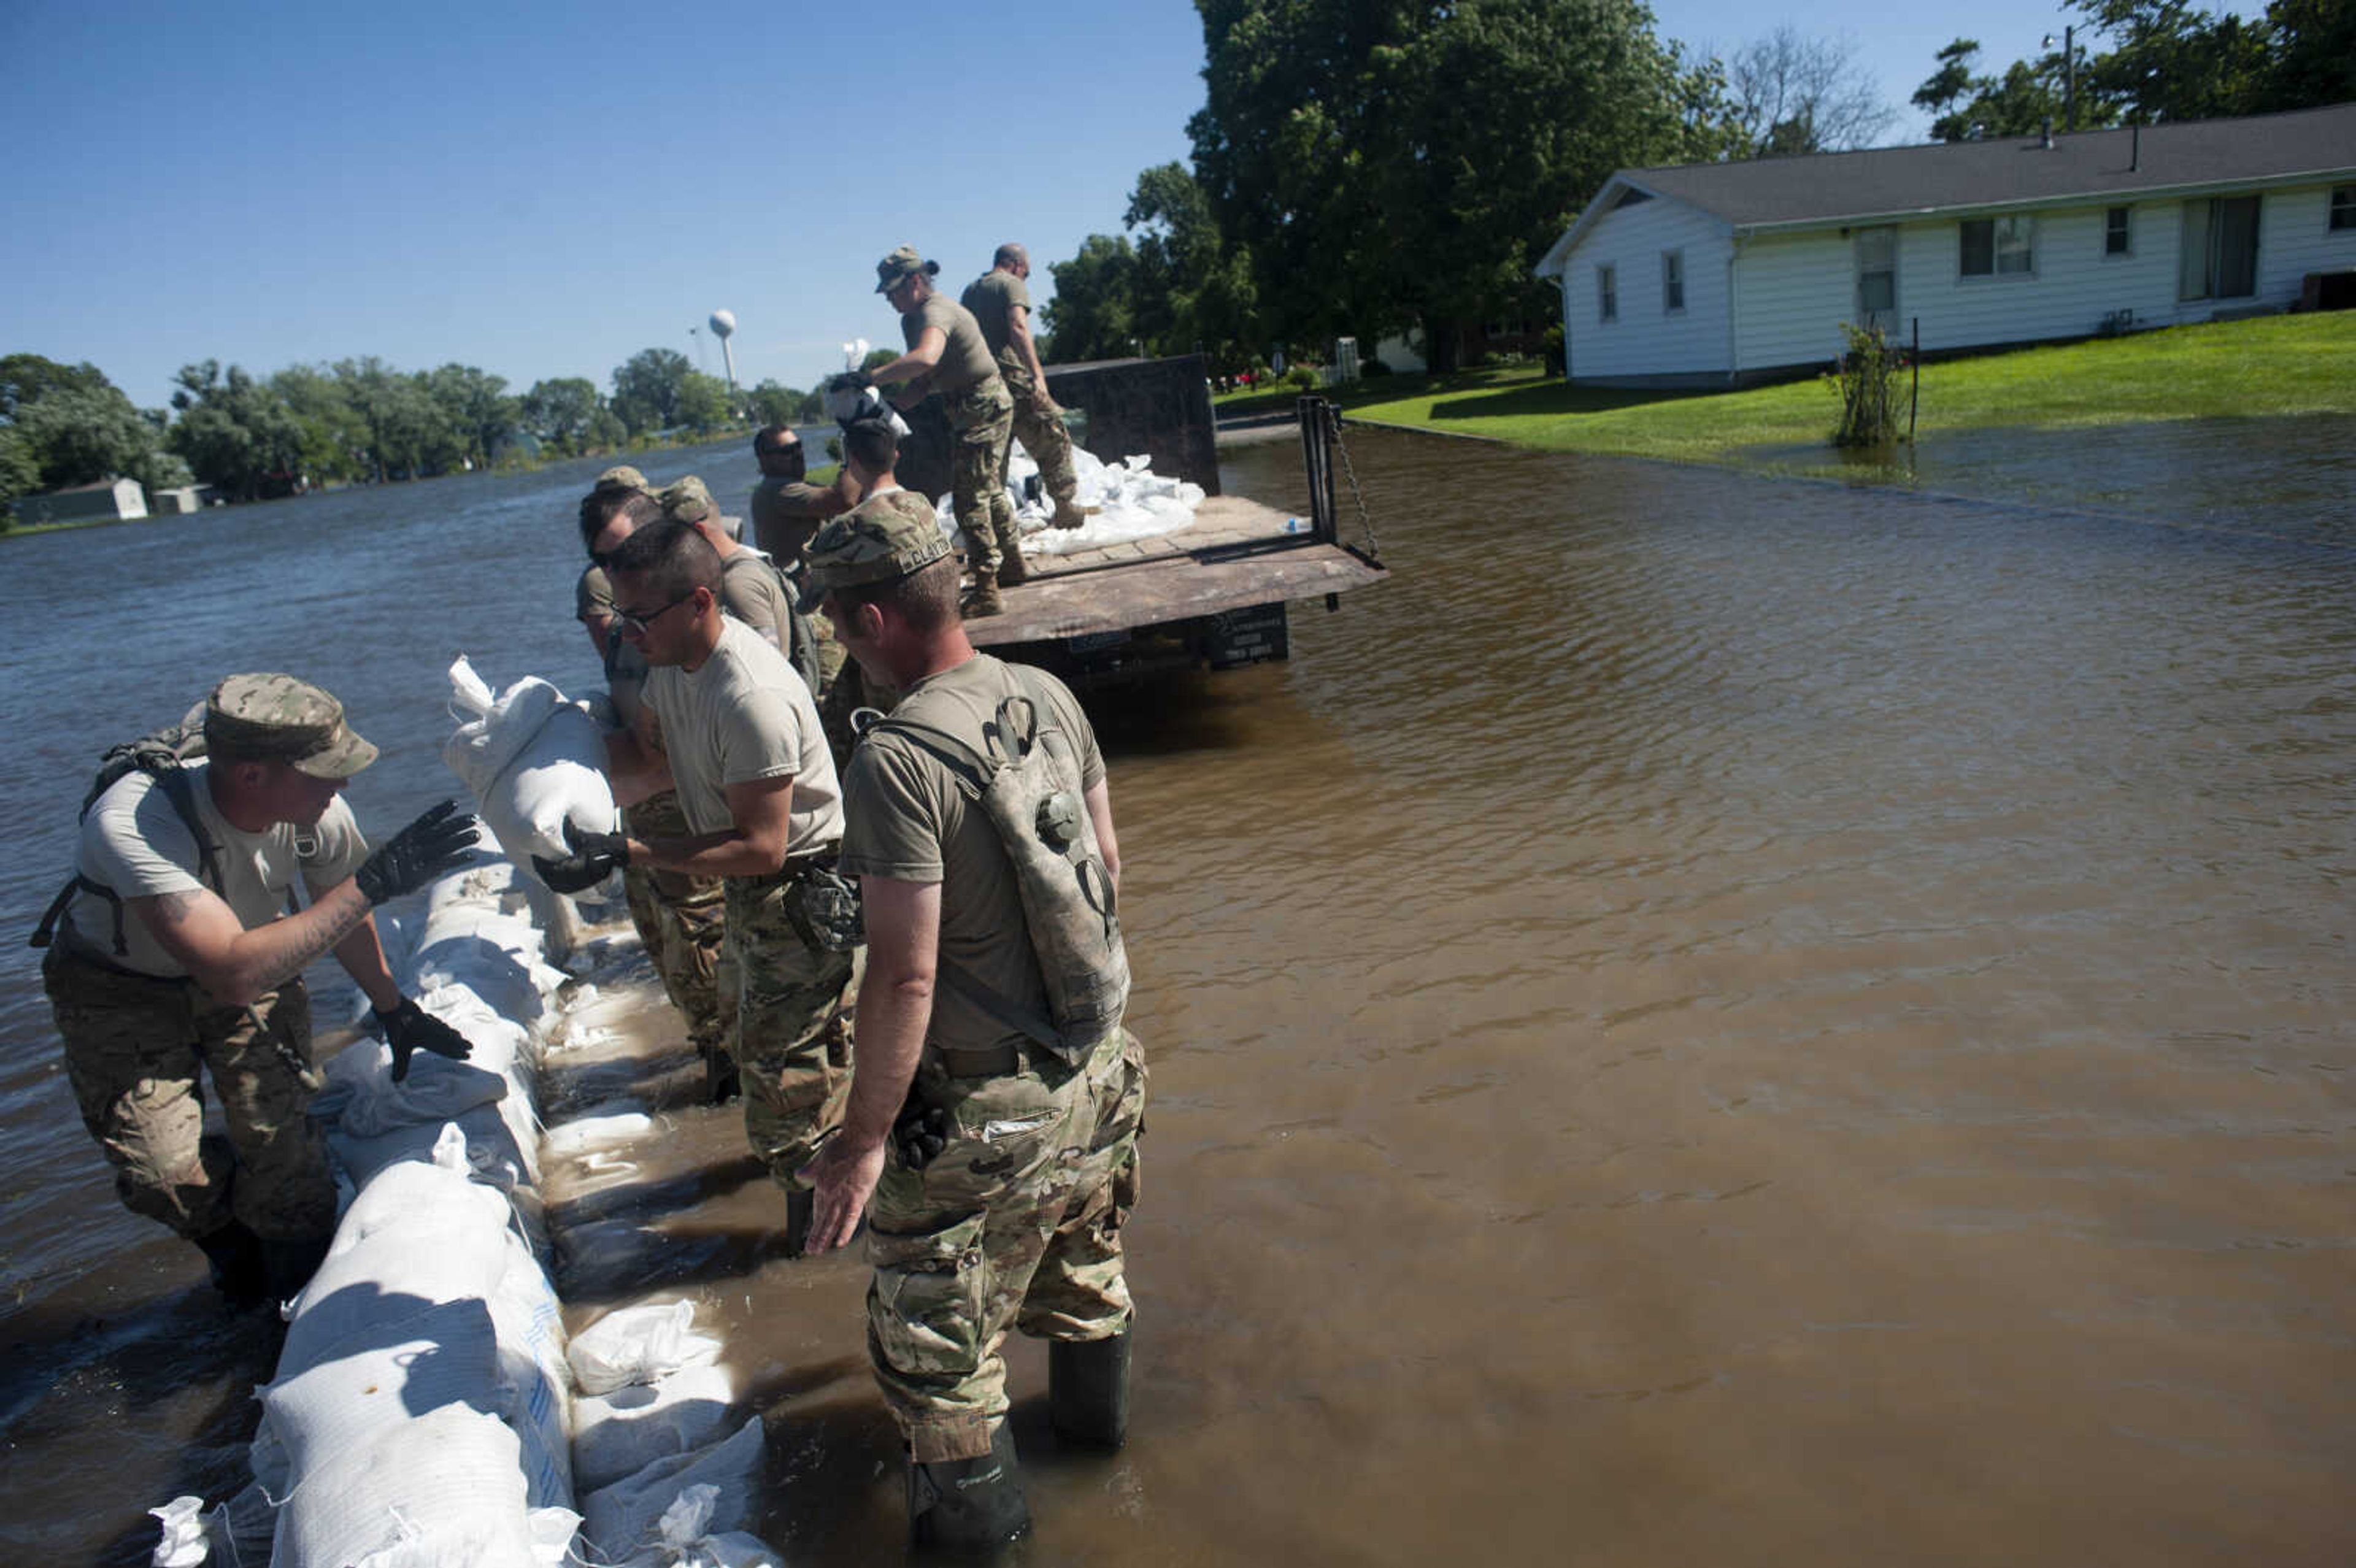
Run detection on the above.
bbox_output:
[152,855,783,1567]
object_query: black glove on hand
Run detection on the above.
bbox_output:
[826,369,874,393]
[374,997,474,1083]
[355,800,479,905]
[531,818,629,894]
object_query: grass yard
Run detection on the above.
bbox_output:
[1263,313,2356,475]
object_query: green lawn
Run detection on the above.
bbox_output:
[1295,314,2356,475]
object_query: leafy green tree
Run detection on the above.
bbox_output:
[2074,0,2273,121]
[0,354,187,512]
[610,347,692,436]
[674,371,737,436]
[2264,0,2356,108]
[1121,163,1261,371]
[169,361,304,501]
[271,365,371,484]
[587,406,628,452]
[1914,39,2081,140]
[1188,0,1715,371]
[333,357,461,480]
[747,380,800,429]
[424,364,518,470]
[1042,234,1144,364]
[520,377,602,455]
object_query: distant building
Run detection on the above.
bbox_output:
[150,486,207,515]
[1535,102,2356,388]
[11,477,148,527]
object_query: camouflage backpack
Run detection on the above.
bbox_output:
[29,716,222,955]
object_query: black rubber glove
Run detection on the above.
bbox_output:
[531,818,629,894]
[826,369,874,393]
[374,997,474,1083]
[355,800,479,905]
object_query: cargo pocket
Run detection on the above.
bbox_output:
[868,1208,989,1379]
[921,1108,1061,1210]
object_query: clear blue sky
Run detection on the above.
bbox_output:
[1,0,2103,410]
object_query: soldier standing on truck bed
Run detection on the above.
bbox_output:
[863,244,1023,619]
[961,242,1096,532]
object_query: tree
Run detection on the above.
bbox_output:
[2074,0,2273,121]
[520,377,602,455]
[1122,163,1261,371]
[610,347,691,436]
[747,380,823,428]
[423,364,518,470]
[1725,27,1895,156]
[169,361,304,501]
[674,371,737,436]
[0,353,185,512]
[1042,234,1144,364]
[271,364,371,484]
[1188,0,1714,372]
[2264,0,2356,109]
[860,347,900,375]
[1914,38,2076,140]
[334,356,461,480]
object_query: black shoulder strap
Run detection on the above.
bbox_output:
[29,764,222,954]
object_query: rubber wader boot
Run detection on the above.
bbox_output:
[260,1234,333,1305]
[961,580,1004,619]
[908,1420,1030,1550]
[706,1052,741,1105]
[194,1220,269,1308]
[1049,1329,1131,1450]
[781,1187,815,1258]
[1049,498,1098,530]
[996,544,1030,588]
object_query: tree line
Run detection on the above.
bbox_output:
[1037,0,2354,377]
[1,347,832,516]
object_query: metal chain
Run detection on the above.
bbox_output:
[1324,404,1382,560]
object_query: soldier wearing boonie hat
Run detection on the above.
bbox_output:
[36,674,482,1309]
[858,244,1025,618]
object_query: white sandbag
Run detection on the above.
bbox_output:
[579,1418,764,1564]
[489,1230,574,1508]
[614,1486,783,1568]
[442,656,617,870]
[264,1297,504,1477]
[567,1298,722,1396]
[271,1403,536,1568]
[148,1496,207,1567]
[544,1108,655,1160]
[528,1507,582,1566]
[572,1363,737,1492]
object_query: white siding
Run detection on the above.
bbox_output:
[1562,196,1733,380]
[1730,183,2355,373]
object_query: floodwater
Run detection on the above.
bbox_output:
[3,419,2352,1564]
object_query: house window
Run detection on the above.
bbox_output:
[1598,264,1617,323]
[1661,249,1685,312]
[2332,186,2354,231]
[2105,207,2132,256]
[1960,215,2035,277]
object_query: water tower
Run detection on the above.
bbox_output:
[708,309,738,392]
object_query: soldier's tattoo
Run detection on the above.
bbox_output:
[150,890,200,926]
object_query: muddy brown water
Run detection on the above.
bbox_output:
[1,422,2350,1564]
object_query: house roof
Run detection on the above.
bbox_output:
[1538,102,2356,274]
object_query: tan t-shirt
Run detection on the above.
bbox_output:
[903,293,999,398]
[69,762,369,978]
[641,617,841,853]
[838,656,1105,1058]
[749,477,842,566]
[959,269,1029,364]
[718,549,793,655]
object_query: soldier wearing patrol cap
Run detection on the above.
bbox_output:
[861,244,1025,618]
[798,493,1148,1550]
[38,675,480,1306]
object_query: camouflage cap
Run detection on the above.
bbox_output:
[204,674,378,779]
[874,244,940,293]
[802,490,952,606]
[659,475,717,527]
[594,464,649,492]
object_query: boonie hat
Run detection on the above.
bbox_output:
[659,475,717,526]
[875,245,940,293]
[204,674,378,779]
[801,491,952,608]
[594,464,650,492]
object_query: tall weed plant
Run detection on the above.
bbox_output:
[1827,323,1906,448]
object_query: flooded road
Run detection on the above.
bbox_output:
[3,421,2351,1564]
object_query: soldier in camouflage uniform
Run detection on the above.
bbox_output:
[539,518,856,1256]
[577,480,737,1097]
[39,675,477,1305]
[864,244,1022,618]
[961,243,1095,531]
[798,499,1146,1550]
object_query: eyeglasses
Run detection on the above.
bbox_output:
[614,591,696,637]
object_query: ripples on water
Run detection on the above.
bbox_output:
[3,421,2352,1564]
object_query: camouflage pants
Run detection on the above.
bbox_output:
[625,791,732,1072]
[42,945,335,1242]
[866,1028,1146,1462]
[1000,361,1079,505]
[944,378,1017,580]
[725,873,857,1192]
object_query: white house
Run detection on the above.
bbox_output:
[1534,102,2356,388]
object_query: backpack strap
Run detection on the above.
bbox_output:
[29,764,224,955]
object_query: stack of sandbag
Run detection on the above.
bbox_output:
[443,656,617,878]
[567,1298,772,1565]
[942,443,1209,559]
[258,1127,577,1566]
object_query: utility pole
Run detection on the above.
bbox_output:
[2042,25,2078,131]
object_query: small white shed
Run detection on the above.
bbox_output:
[1534,102,2356,388]
[10,477,148,527]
